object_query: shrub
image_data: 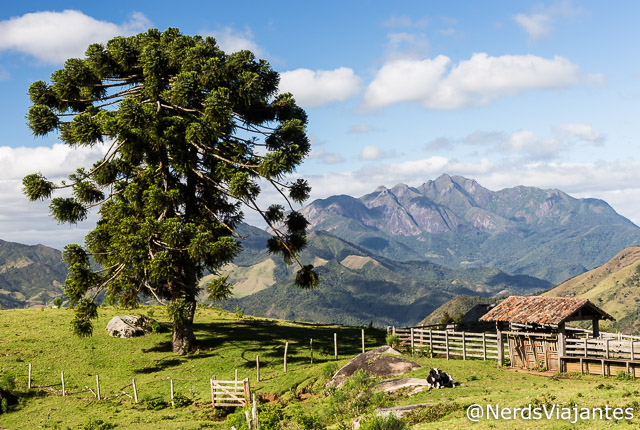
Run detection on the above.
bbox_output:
[321,362,339,379]
[385,334,400,348]
[172,392,191,407]
[143,395,168,410]
[360,414,407,429]
[328,370,386,427]
[83,419,116,430]
[53,297,63,308]
[403,403,463,425]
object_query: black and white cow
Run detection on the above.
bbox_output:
[426,368,455,389]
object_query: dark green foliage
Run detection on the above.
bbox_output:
[172,392,192,407]
[22,28,316,354]
[143,396,168,410]
[83,419,116,430]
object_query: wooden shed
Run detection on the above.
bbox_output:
[479,295,614,370]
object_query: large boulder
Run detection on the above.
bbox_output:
[106,315,156,338]
[326,346,421,388]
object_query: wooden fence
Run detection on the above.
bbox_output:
[565,337,640,361]
[210,376,250,409]
[391,327,502,361]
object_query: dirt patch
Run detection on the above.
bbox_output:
[258,392,279,403]
[327,346,421,388]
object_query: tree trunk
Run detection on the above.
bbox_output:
[171,298,197,355]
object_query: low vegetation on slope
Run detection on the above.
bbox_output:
[3,307,640,429]
[544,246,640,333]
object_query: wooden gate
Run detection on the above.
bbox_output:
[210,376,250,409]
[508,334,558,370]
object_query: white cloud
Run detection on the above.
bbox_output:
[0,10,150,64]
[360,145,384,161]
[205,26,264,56]
[359,144,398,161]
[0,143,108,249]
[555,123,605,145]
[309,149,344,165]
[514,13,552,39]
[385,32,429,59]
[349,122,378,134]
[363,53,582,110]
[279,67,361,108]
[514,1,582,40]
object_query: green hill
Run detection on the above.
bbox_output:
[0,239,67,308]
[220,231,551,327]
[543,246,640,333]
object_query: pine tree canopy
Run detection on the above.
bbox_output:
[22,27,318,354]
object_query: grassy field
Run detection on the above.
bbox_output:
[1,307,640,429]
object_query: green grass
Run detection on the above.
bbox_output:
[0,306,384,429]
[3,307,640,429]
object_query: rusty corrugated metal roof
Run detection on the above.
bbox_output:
[478,295,614,325]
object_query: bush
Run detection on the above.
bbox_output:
[359,414,407,429]
[142,395,168,410]
[321,362,339,379]
[83,419,116,430]
[385,334,400,348]
[289,405,326,429]
[227,403,284,430]
[53,297,63,308]
[328,370,386,427]
[172,391,192,407]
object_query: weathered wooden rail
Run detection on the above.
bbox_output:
[391,327,502,361]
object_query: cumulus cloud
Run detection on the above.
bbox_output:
[0,143,108,249]
[205,26,264,56]
[555,123,605,145]
[279,67,361,108]
[363,53,582,110]
[0,10,150,64]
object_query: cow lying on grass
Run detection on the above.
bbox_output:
[426,368,455,389]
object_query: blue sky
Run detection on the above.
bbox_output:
[1,1,640,249]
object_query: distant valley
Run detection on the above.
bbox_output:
[3,174,640,328]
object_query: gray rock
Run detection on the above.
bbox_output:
[326,346,420,388]
[106,315,156,338]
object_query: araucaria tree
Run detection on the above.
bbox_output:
[23,28,317,354]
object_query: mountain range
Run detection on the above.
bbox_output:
[3,174,640,328]
[300,174,640,284]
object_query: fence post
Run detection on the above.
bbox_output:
[361,329,365,354]
[243,378,250,405]
[462,332,466,360]
[211,376,216,410]
[420,327,424,350]
[256,355,260,382]
[28,363,32,389]
[61,371,66,396]
[392,326,396,336]
[334,333,338,360]
[445,331,450,360]
[132,378,138,403]
[584,338,588,357]
[170,379,174,407]
[632,340,635,361]
[482,333,487,360]
[496,323,504,367]
[410,328,414,355]
[284,342,289,373]
[310,338,313,364]
[251,392,258,429]
[606,338,610,359]
[96,375,101,400]
[429,329,433,358]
